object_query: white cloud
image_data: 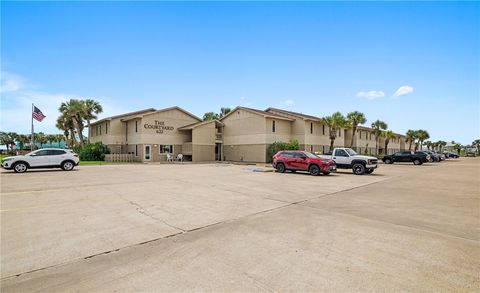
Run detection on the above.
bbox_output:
[393,85,414,98]
[0,72,126,135]
[0,72,25,93]
[356,90,385,100]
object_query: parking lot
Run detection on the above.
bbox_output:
[1,158,479,291]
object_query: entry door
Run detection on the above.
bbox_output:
[144,145,151,161]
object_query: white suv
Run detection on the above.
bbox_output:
[1,148,80,173]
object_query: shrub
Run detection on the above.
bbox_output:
[266,139,300,163]
[74,142,110,161]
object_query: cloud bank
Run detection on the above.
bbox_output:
[356,90,385,100]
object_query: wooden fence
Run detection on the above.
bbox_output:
[105,154,135,162]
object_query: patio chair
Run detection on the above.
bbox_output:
[177,154,183,162]
[166,153,174,162]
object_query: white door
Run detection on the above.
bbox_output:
[333,149,351,166]
[144,145,151,161]
[28,150,51,167]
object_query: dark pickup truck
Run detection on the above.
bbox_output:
[382,151,430,165]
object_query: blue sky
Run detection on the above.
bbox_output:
[1,1,479,144]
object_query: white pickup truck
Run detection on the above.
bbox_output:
[318,148,378,175]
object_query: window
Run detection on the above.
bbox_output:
[334,149,349,157]
[310,145,313,152]
[135,145,138,156]
[310,122,313,134]
[339,129,341,137]
[281,151,294,157]
[106,123,108,134]
[272,120,276,132]
[293,152,307,159]
[160,145,173,154]
[50,150,66,155]
[32,150,50,156]
[359,131,362,139]
[99,125,102,135]
[135,121,138,132]
[322,125,325,135]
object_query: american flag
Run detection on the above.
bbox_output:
[32,106,46,122]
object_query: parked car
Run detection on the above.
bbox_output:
[422,150,442,162]
[317,148,378,175]
[382,151,430,165]
[272,150,336,176]
[1,148,79,173]
[444,152,459,158]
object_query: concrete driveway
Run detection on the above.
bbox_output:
[1,159,479,291]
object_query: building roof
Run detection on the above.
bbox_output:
[178,119,224,130]
[264,107,322,121]
[91,108,156,125]
[356,125,406,137]
[122,106,202,121]
[221,106,295,121]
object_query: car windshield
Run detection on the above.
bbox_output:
[304,152,318,158]
[345,148,358,156]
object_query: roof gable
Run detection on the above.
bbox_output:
[221,106,295,121]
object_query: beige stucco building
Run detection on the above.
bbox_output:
[90,106,407,163]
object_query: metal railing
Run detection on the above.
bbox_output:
[105,154,135,162]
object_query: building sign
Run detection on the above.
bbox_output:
[144,120,174,134]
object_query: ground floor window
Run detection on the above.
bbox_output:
[160,145,174,154]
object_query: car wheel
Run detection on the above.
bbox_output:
[352,163,366,175]
[13,162,28,173]
[384,158,392,164]
[276,163,286,173]
[413,159,422,165]
[309,165,320,176]
[365,169,374,174]
[61,160,75,171]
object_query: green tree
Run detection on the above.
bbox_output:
[382,130,396,154]
[323,112,349,152]
[203,112,218,121]
[371,120,388,156]
[59,99,87,145]
[0,132,16,151]
[406,129,417,151]
[472,139,480,154]
[16,134,30,149]
[35,132,48,148]
[219,107,231,118]
[346,111,367,148]
[84,99,103,144]
[56,112,75,147]
[416,130,430,151]
[424,140,433,150]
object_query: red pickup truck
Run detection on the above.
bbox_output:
[272,150,336,176]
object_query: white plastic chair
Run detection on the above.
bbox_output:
[177,154,183,162]
[166,153,173,162]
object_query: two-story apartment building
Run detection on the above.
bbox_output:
[90,105,407,163]
[90,106,224,162]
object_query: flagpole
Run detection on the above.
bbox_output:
[31,103,34,151]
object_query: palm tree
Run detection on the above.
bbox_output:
[0,132,14,151]
[371,120,388,156]
[203,112,218,121]
[323,112,349,152]
[473,139,480,154]
[55,134,64,148]
[424,140,433,150]
[59,99,87,145]
[346,111,367,148]
[35,132,48,148]
[56,112,76,147]
[46,134,57,147]
[406,129,416,151]
[219,107,231,119]
[416,130,430,151]
[382,130,396,155]
[85,99,103,143]
[17,134,30,149]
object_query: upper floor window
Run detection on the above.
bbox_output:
[322,125,325,135]
[359,131,362,139]
[272,120,276,133]
[135,121,138,132]
[339,129,341,137]
[310,122,313,134]
[99,125,102,135]
[105,123,108,134]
